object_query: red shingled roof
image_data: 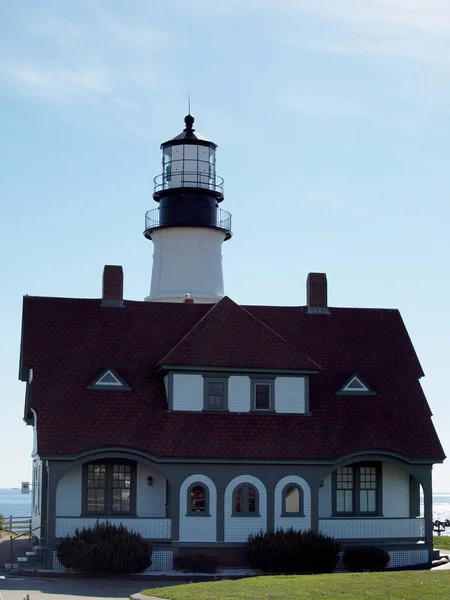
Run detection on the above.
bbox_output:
[158,296,320,371]
[19,295,445,462]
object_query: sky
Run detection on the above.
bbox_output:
[0,0,449,493]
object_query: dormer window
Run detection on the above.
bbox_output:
[251,378,274,411]
[336,373,377,396]
[203,376,229,411]
[87,368,131,391]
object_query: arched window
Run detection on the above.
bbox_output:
[282,484,304,516]
[187,483,209,516]
[232,484,259,516]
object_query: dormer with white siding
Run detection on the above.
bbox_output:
[157,296,319,413]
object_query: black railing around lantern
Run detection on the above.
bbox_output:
[153,168,224,197]
[144,206,232,239]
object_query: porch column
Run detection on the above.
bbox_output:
[420,466,433,546]
[43,461,72,569]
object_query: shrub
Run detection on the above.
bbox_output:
[57,521,151,574]
[174,552,220,573]
[0,514,5,532]
[343,546,390,572]
[244,528,340,574]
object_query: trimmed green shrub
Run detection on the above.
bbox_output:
[174,552,220,573]
[244,528,340,574]
[343,546,390,572]
[57,521,151,574]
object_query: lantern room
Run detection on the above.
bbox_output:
[153,114,224,201]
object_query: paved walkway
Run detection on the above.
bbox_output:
[0,576,176,600]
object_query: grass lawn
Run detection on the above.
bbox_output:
[141,571,450,600]
[434,536,450,551]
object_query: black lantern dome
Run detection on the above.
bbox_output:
[144,115,231,240]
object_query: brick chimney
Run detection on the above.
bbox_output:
[102,265,124,307]
[306,273,329,313]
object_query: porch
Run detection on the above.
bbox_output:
[319,517,425,539]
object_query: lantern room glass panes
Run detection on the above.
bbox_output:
[160,144,216,191]
[87,464,106,513]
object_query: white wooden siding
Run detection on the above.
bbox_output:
[274,475,311,531]
[31,459,42,535]
[224,475,267,542]
[32,412,38,456]
[172,374,203,411]
[136,464,167,518]
[228,376,250,412]
[382,463,410,517]
[275,377,305,413]
[179,474,217,542]
[55,517,171,539]
[318,475,332,518]
[319,518,425,539]
[171,374,306,413]
[56,467,82,516]
[55,463,167,518]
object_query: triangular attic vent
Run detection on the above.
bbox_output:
[88,368,131,391]
[337,374,376,396]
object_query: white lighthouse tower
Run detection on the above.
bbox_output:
[144,115,232,303]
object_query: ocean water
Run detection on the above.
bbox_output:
[0,489,32,518]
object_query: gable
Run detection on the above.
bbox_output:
[158,296,320,372]
[336,373,377,396]
[87,368,131,391]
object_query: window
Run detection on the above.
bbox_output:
[251,378,274,411]
[333,463,381,516]
[203,376,228,411]
[83,461,136,515]
[232,484,259,516]
[282,484,304,516]
[187,483,210,516]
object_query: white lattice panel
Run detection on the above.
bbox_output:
[145,551,173,572]
[388,550,428,568]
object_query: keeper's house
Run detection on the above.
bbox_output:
[19,115,445,571]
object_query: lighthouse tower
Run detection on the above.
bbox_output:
[144,115,232,303]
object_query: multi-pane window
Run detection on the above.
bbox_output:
[233,484,258,516]
[203,377,228,411]
[334,464,380,515]
[188,484,208,514]
[359,466,377,513]
[112,465,131,513]
[207,381,225,409]
[85,462,134,515]
[336,467,354,513]
[87,464,106,513]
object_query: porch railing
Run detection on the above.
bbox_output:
[319,517,425,539]
[55,517,171,539]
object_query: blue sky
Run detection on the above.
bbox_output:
[0,0,449,492]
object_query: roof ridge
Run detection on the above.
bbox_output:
[158,296,321,370]
[157,300,222,366]
[231,299,321,370]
